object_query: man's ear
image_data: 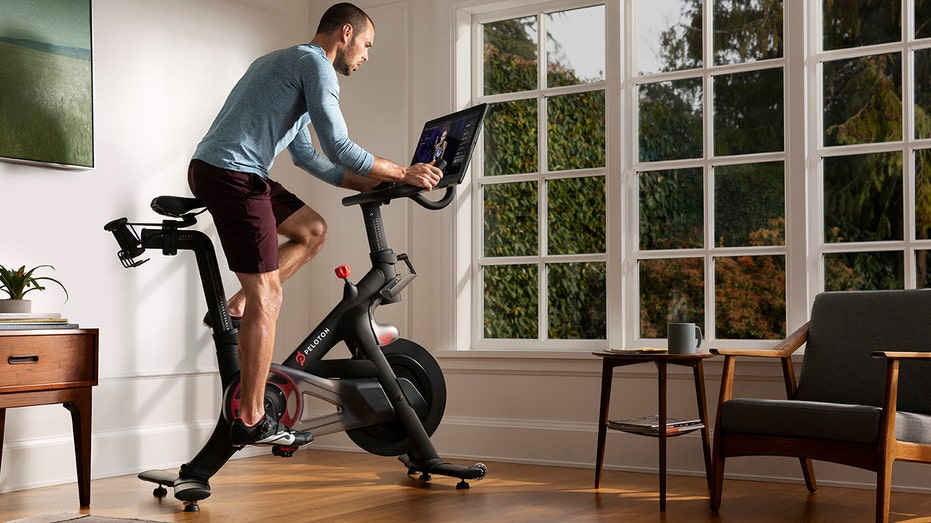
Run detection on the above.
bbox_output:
[340,23,353,43]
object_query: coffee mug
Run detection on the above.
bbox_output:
[667,322,702,354]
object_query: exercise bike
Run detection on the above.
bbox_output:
[104,159,486,511]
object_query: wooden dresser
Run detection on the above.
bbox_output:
[0,328,99,507]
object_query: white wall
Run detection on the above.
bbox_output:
[1,0,928,501]
[0,0,325,494]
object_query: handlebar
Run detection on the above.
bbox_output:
[341,184,456,209]
[341,159,456,210]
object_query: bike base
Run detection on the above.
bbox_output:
[138,469,210,511]
[399,455,487,489]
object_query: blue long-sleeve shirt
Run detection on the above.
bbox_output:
[192,43,374,185]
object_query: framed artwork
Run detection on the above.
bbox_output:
[0,0,93,169]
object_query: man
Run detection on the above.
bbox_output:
[188,3,441,447]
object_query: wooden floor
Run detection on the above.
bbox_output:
[3,449,931,522]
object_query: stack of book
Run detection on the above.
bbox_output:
[0,312,79,330]
[607,414,704,436]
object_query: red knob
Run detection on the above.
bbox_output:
[335,265,351,279]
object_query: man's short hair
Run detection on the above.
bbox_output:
[316,3,373,36]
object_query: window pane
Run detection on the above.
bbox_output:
[823,152,903,243]
[548,262,606,339]
[547,91,605,171]
[824,251,904,291]
[916,48,931,139]
[483,16,537,95]
[638,78,703,161]
[484,182,537,258]
[714,162,784,247]
[823,53,902,147]
[548,177,606,255]
[713,68,784,155]
[919,1,931,40]
[483,264,538,339]
[713,0,783,65]
[823,0,900,51]
[918,251,931,287]
[715,255,786,339]
[484,99,538,176]
[637,0,701,74]
[918,149,931,240]
[546,6,605,87]
[639,258,705,338]
[639,168,704,250]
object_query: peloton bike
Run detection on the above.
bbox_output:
[104,104,488,511]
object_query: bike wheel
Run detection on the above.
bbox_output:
[346,338,447,456]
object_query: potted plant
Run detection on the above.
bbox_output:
[0,264,69,313]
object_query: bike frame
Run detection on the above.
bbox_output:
[105,182,482,501]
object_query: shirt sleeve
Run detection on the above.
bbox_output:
[287,127,345,187]
[301,53,375,175]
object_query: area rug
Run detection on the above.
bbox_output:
[5,514,160,523]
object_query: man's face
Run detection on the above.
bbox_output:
[334,21,374,76]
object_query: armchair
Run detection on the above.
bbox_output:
[710,289,931,523]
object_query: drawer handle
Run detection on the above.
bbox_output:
[8,355,39,365]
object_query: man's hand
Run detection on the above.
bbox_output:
[401,162,442,190]
[368,157,442,190]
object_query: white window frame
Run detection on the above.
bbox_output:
[810,0,931,294]
[451,0,815,353]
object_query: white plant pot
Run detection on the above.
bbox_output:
[0,299,32,313]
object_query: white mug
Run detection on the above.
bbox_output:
[667,322,702,354]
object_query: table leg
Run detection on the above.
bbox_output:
[0,407,5,475]
[594,358,613,488]
[657,360,667,511]
[693,361,713,490]
[64,389,92,507]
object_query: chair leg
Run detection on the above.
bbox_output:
[799,457,817,493]
[710,452,724,512]
[875,460,893,523]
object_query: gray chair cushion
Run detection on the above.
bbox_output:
[794,289,931,415]
[722,398,931,445]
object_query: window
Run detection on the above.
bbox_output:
[475,3,607,348]
[817,1,931,291]
[462,0,931,352]
[635,0,787,341]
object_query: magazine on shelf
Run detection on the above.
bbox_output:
[608,414,703,435]
[0,312,63,320]
[0,322,79,330]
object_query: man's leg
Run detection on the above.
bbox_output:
[227,206,326,317]
[230,267,313,446]
[234,269,283,428]
[229,206,324,446]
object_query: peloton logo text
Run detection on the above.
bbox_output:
[296,327,331,366]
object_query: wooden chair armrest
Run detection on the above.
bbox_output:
[712,322,810,409]
[871,351,931,360]
[711,321,810,359]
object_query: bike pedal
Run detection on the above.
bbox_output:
[272,445,299,457]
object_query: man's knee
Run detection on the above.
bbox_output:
[281,206,327,251]
[239,272,284,317]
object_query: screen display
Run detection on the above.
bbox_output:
[410,104,487,186]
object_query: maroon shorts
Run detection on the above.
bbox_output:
[188,159,306,274]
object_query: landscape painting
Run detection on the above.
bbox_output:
[0,0,93,168]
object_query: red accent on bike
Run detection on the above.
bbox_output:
[335,265,351,279]
[296,352,306,367]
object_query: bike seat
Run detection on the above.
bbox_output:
[151,196,205,218]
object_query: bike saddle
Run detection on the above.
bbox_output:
[151,196,206,218]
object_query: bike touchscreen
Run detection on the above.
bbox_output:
[410,103,488,189]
